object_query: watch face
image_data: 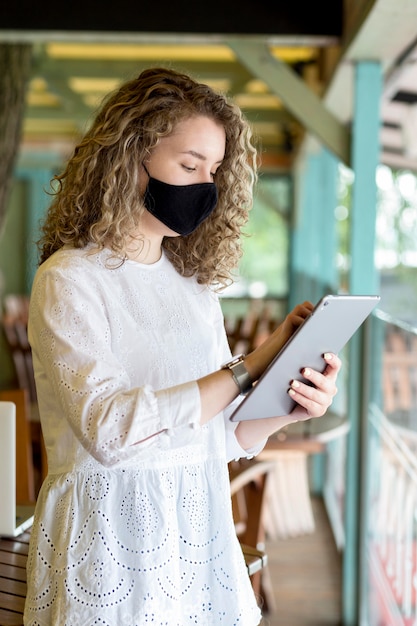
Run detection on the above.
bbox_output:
[221,354,244,369]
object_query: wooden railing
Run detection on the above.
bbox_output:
[363,312,417,625]
[367,404,417,625]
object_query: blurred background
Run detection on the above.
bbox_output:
[2,1,417,624]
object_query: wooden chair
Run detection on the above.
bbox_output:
[1,295,47,493]
[259,437,325,540]
[229,457,277,613]
[0,388,35,504]
[225,300,283,355]
[1,295,36,404]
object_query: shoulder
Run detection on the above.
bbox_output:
[33,246,124,283]
[30,247,117,313]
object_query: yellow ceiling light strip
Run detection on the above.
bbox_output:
[26,92,61,107]
[190,78,231,92]
[47,43,236,62]
[47,42,316,64]
[245,79,269,94]
[23,119,80,134]
[26,77,61,107]
[69,77,122,93]
[251,121,281,136]
[233,94,282,109]
[83,93,107,109]
[69,76,230,95]
[271,46,318,62]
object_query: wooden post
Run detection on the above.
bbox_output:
[0,43,32,229]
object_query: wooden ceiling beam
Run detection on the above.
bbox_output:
[227,39,351,166]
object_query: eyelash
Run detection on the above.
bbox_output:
[182,165,217,179]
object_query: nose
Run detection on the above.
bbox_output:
[199,166,215,184]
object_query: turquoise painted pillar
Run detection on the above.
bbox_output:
[289,145,340,493]
[342,61,382,626]
[318,148,339,293]
[290,144,339,310]
[17,167,54,291]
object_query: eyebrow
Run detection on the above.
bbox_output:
[181,150,224,164]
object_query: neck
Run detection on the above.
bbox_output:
[125,235,163,264]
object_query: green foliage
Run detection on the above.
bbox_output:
[237,175,290,297]
[336,163,417,322]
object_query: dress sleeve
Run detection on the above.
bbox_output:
[223,399,267,462]
[28,263,201,467]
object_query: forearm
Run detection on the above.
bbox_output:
[198,364,299,451]
[197,333,289,425]
[234,413,297,450]
[197,368,240,424]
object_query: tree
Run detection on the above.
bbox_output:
[0,43,32,229]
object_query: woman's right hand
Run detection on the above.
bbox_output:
[245,301,314,383]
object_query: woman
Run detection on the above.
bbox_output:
[24,67,341,625]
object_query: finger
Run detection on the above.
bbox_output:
[322,352,342,377]
[297,355,341,392]
[288,352,341,420]
[300,365,338,396]
[289,376,336,403]
[298,300,314,311]
[284,303,314,334]
[288,382,333,418]
[297,395,331,418]
[289,362,338,411]
[293,301,314,320]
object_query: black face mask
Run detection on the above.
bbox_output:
[142,164,218,236]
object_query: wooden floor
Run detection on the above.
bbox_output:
[260,496,343,626]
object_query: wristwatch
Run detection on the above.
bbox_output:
[221,354,253,395]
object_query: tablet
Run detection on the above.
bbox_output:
[229,294,380,422]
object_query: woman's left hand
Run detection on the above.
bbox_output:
[288,352,342,421]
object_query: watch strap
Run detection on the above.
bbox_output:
[221,354,253,395]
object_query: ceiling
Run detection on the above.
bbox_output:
[2,0,417,173]
[19,41,331,172]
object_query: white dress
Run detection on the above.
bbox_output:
[24,246,264,626]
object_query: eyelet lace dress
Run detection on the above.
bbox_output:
[23,247,264,626]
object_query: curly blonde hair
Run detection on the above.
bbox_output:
[38,67,258,288]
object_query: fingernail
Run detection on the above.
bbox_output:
[291,380,300,388]
[324,353,332,360]
[289,388,296,396]
[303,368,311,377]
